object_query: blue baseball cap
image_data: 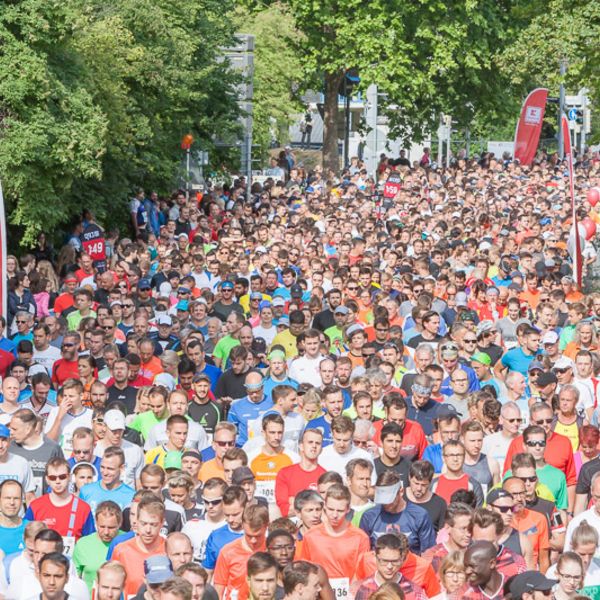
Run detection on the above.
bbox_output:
[221,280,234,290]
[144,555,173,584]
[0,425,9,438]
[138,278,152,290]
[176,300,189,311]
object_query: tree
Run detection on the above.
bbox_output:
[243,0,521,171]
[0,0,241,245]
[233,4,304,156]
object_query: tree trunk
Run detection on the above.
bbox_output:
[322,71,344,174]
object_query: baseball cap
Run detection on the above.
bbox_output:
[250,292,263,300]
[276,316,290,327]
[164,451,182,470]
[232,466,255,485]
[346,324,365,339]
[259,300,272,311]
[290,284,303,298]
[176,300,189,311]
[436,404,459,419]
[104,409,126,431]
[192,373,211,384]
[508,572,557,600]
[553,357,575,371]
[0,424,10,438]
[470,352,491,366]
[542,331,559,345]
[486,488,513,505]
[476,320,495,337]
[251,338,267,355]
[272,297,286,307]
[334,306,349,315]
[182,449,202,462]
[138,278,152,290]
[157,315,172,326]
[536,371,558,387]
[528,360,545,372]
[154,373,176,391]
[144,556,173,584]
[221,280,234,290]
[455,292,468,307]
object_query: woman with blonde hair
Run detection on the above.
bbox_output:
[431,551,467,600]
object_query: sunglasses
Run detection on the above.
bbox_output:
[122,304,135,308]
[491,504,517,513]
[504,418,522,424]
[214,440,235,447]
[525,440,546,448]
[517,475,538,483]
[47,473,69,482]
[464,339,477,343]
[62,343,76,348]
[554,368,570,374]
[534,418,553,425]
[347,287,358,292]
[202,497,223,506]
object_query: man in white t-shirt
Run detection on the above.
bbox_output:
[0,377,33,425]
[253,302,277,345]
[181,478,226,562]
[32,324,61,375]
[319,416,375,479]
[44,379,93,455]
[288,329,324,386]
[481,401,522,468]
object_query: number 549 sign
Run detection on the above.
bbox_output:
[383,171,402,199]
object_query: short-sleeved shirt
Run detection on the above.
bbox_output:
[501,348,537,377]
[25,494,95,539]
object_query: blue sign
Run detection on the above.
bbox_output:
[568,108,578,121]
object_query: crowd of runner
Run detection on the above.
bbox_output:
[2,150,600,600]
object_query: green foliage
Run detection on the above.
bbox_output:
[233,4,304,156]
[0,0,241,245]
[499,0,600,142]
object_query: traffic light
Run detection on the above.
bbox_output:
[576,109,584,125]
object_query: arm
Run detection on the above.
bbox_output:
[494,357,508,380]
[44,402,71,442]
[567,485,576,517]
[574,493,588,515]
[488,456,501,485]
[317,566,334,600]
[274,469,291,517]
[519,532,535,570]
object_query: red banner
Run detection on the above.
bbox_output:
[563,114,583,288]
[513,88,548,166]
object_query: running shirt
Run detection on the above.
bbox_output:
[355,574,428,600]
[203,525,243,570]
[247,448,299,504]
[512,508,550,568]
[299,522,370,581]
[25,493,95,554]
[43,407,93,454]
[213,536,266,600]
[422,542,450,573]
[182,518,225,562]
[372,419,427,461]
[112,536,166,598]
[358,504,436,554]
[275,463,326,517]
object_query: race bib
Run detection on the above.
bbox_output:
[255,480,276,503]
[62,535,76,558]
[330,578,351,599]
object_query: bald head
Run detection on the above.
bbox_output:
[166,532,193,569]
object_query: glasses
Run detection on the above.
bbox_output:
[554,368,570,375]
[534,418,553,425]
[122,303,135,308]
[375,327,389,332]
[353,440,369,448]
[102,325,114,330]
[202,497,223,506]
[557,572,581,582]
[215,440,235,447]
[504,417,522,423]
[47,473,69,482]
[464,339,477,344]
[443,453,465,459]
[525,440,546,448]
[491,504,516,513]
[62,343,76,348]
[347,286,358,292]
[16,320,28,324]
